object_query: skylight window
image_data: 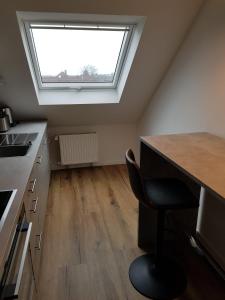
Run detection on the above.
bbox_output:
[25,22,133,89]
[17,12,145,105]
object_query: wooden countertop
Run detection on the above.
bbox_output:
[141,132,225,200]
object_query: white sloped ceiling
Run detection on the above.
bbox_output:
[0,0,203,126]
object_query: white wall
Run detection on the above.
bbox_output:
[138,0,225,139]
[137,0,225,267]
[48,124,137,170]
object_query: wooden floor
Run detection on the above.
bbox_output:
[37,165,225,300]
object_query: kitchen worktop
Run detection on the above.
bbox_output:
[0,121,47,268]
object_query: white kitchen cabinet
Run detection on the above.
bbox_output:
[23,129,50,287]
[36,133,50,234]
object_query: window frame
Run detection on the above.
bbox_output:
[24,21,134,91]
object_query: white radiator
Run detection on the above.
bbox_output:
[58,133,98,165]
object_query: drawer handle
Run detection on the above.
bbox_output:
[28,178,36,193]
[35,233,42,250]
[4,222,32,299]
[36,155,43,165]
[30,197,38,213]
[44,137,48,145]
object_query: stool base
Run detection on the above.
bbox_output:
[129,254,187,300]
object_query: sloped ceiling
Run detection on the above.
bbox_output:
[0,0,203,126]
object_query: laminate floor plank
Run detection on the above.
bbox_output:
[37,165,225,300]
[38,166,144,300]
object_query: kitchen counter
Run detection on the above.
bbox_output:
[141,132,225,200]
[0,121,47,268]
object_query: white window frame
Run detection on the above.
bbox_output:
[17,12,146,105]
[24,21,134,91]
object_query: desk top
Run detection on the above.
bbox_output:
[141,132,225,200]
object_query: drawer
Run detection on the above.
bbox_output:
[25,192,39,222]
[22,127,50,285]
[31,231,43,284]
[24,170,38,217]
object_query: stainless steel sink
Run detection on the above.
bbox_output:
[0,145,30,157]
[0,133,38,157]
[0,190,17,225]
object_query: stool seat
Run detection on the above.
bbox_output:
[143,178,198,210]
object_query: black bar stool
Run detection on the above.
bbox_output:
[125,149,199,300]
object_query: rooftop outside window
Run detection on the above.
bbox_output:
[26,23,133,90]
[17,12,145,105]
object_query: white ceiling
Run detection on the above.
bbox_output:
[0,0,203,126]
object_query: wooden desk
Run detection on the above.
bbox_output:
[139,132,225,273]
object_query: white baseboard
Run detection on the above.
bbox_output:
[51,160,125,171]
[94,159,125,166]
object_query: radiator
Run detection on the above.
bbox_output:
[58,133,98,165]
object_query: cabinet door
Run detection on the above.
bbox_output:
[32,132,50,284]
[31,232,42,285]
[24,167,40,274]
[24,165,37,219]
[36,133,50,234]
[23,131,50,285]
[18,249,35,300]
